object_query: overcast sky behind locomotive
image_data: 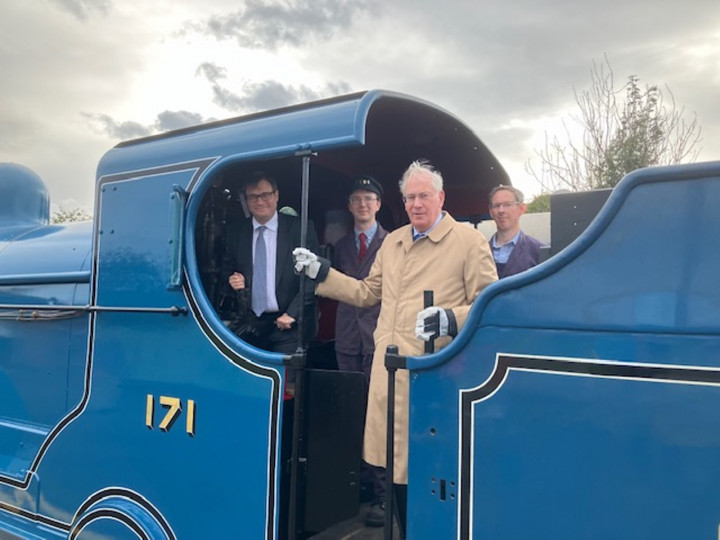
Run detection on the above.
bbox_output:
[1,0,719,212]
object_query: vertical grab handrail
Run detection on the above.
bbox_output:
[287,152,312,539]
[167,184,187,290]
[384,290,435,539]
[384,345,399,540]
[296,153,311,345]
[423,291,436,355]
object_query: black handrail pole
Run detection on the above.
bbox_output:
[287,152,312,539]
[296,152,311,344]
[384,345,398,540]
[423,290,435,354]
[383,290,434,539]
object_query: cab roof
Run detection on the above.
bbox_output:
[99,90,509,221]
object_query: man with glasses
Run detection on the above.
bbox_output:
[333,175,388,526]
[488,185,546,278]
[227,171,318,357]
[293,161,497,536]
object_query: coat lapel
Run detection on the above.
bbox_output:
[238,220,255,285]
[275,214,290,287]
[359,225,386,273]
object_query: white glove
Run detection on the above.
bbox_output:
[415,306,456,341]
[292,247,322,279]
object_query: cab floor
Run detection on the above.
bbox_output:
[307,502,401,540]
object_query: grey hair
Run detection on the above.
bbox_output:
[398,160,443,194]
[489,184,524,204]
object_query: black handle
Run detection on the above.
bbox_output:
[424,290,435,354]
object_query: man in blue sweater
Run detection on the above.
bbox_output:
[488,185,546,278]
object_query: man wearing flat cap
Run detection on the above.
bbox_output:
[333,175,388,526]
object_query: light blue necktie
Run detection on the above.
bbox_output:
[252,226,267,316]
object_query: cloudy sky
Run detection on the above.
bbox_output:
[1,0,718,212]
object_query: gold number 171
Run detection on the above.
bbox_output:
[145,394,196,436]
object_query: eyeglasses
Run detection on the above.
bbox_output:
[402,192,434,204]
[489,201,519,210]
[349,195,378,205]
[245,190,276,203]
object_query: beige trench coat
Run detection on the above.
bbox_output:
[316,212,497,483]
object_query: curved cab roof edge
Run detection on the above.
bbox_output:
[95,90,506,192]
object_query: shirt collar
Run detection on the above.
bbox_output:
[412,212,444,239]
[253,212,278,232]
[491,230,520,249]
[355,222,378,241]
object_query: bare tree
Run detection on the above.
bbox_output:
[526,56,702,192]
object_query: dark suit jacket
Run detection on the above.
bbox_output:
[227,212,319,342]
[332,225,387,355]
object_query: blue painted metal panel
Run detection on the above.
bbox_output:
[0,218,91,495]
[94,171,192,308]
[49,162,284,537]
[36,312,279,538]
[0,221,92,279]
[408,161,720,539]
[468,349,720,538]
[0,163,49,230]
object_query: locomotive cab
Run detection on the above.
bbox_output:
[0,91,508,539]
[182,92,508,535]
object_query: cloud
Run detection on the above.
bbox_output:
[231,80,353,111]
[47,0,112,21]
[3,0,719,210]
[196,62,227,84]
[189,0,380,50]
[195,62,352,112]
[78,53,352,144]
[156,110,209,131]
[209,85,247,111]
[83,110,210,140]
[83,113,152,139]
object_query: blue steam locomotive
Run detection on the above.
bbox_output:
[1,90,720,539]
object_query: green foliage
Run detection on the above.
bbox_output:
[527,56,701,192]
[525,193,551,213]
[594,77,665,188]
[51,207,92,224]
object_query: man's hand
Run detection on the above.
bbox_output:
[276,313,295,330]
[415,306,458,341]
[292,247,328,280]
[229,272,246,290]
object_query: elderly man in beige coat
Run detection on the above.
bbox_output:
[293,160,497,532]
